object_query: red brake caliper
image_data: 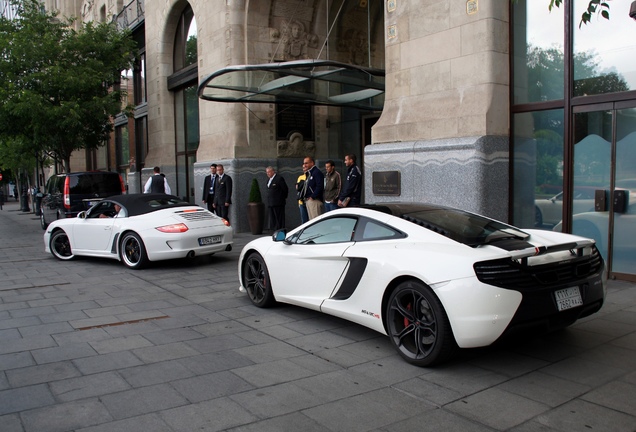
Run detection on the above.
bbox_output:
[404,303,412,328]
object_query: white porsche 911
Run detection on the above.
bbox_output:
[238,203,605,366]
[44,194,233,269]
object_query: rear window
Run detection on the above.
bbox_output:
[68,174,121,195]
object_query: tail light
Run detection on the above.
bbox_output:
[63,177,70,209]
[222,218,231,227]
[119,175,126,194]
[156,223,189,233]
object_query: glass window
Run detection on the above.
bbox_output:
[512,0,564,104]
[512,109,565,229]
[573,0,636,97]
[134,52,146,105]
[173,6,197,71]
[295,217,357,244]
[357,219,403,241]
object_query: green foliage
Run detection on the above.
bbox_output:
[0,0,137,172]
[249,178,263,203]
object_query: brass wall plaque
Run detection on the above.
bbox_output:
[372,171,401,196]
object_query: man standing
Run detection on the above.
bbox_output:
[338,154,362,207]
[303,156,324,220]
[202,163,217,212]
[144,167,171,194]
[265,166,288,230]
[213,164,232,220]
[296,167,309,224]
[323,160,341,212]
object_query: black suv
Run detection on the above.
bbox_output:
[40,171,125,229]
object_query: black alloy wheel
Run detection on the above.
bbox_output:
[119,232,148,269]
[386,280,456,367]
[242,253,276,307]
[49,230,74,261]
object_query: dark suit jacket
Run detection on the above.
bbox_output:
[266,174,288,207]
[202,174,216,202]
[213,174,233,206]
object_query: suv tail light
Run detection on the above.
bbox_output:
[63,177,70,209]
[119,175,126,194]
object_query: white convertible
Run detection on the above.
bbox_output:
[44,194,233,269]
[238,203,606,366]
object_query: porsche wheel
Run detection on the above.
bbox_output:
[120,232,148,269]
[41,212,48,230]
[534,206,543,227]
[386,280,456,367]
[49,230,74,261]
[242,253,276,307]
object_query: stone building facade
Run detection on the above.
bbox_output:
[41,1,636,279]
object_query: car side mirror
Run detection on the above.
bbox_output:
[273,229,287,242]
[78,211,86,219]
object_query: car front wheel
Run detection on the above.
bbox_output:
[386,280,456,367]
[242,253,276,307]
[119,232,148,269]
[49,230,74,261]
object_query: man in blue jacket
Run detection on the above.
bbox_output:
[302,156,324,220]
[338,154,362,207]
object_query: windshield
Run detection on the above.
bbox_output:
[402,208,529,247]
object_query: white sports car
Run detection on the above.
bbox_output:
[44,194,233,269]
[238,203,606,366]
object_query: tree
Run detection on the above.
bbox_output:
[0,0,137,172]
[549,0,611,28]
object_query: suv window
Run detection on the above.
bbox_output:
[68,173,121,195]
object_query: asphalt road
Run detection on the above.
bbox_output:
[1,198,635,432]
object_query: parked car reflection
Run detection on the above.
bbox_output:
[534,188,596,228]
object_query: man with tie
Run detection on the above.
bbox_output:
[265,166,288,230]
[202,164,217,212]
[213,164,233,220]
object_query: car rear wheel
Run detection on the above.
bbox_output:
[49,230,74,261]
[40,212,48,230]
[120,232,148,269]
[386,280,456,367]
[242,252,276,307]
[535,206,543,227]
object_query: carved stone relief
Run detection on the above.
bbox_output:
[271,19,319,61]
[277,132,315,158]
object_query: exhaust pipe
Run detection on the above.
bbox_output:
[225,244,232,251]
[186,251,195,259]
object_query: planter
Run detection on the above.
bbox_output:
[247,202,265,235]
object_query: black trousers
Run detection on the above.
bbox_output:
[268,205,285,230]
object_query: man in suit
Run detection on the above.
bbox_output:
[213,164,232,220]
[202,164,217,212]
[265,166,288,230]
[303,156,324,220]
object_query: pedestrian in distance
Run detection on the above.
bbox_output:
[323,159,341,212]
[303,156,324,220]
[144,166,171,194]
[202,163,217,212]
[213,164,232,221]
[338,153,362,208]
[265,166,288,230]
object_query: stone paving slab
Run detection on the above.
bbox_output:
[0,199,635,431]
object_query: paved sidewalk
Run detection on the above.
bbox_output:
[0,198,635,432]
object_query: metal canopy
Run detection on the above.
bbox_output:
[197,59,385,111]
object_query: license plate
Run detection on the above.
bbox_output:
[554,286,583,311]
[198,235,221,246]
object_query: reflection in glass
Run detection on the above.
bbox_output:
[513,110,564,229]
[573,0,635,96]
[612,108,636,274]
[512,0,564,104]
[572,110,611,260]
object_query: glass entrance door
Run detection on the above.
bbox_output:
[573,104,636,280]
